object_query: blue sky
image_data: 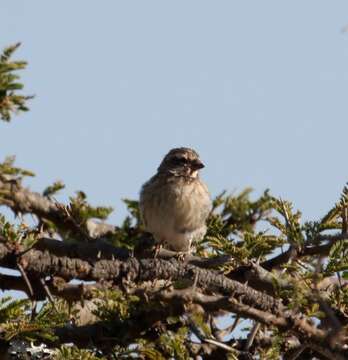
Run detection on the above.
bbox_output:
[1,1,348,225]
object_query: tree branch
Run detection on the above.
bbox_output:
[262,234,348,270]
[0,240,282,315]
[0,178,116,238]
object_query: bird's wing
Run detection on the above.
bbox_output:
[139,187,148,228]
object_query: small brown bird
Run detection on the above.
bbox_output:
[139,147,211,253]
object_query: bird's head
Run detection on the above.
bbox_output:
[157,147,205,178]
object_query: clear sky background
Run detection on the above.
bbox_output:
[1,1,348,226]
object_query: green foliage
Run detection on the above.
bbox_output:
[92,289,140,322]
[243,231,283,258]
[0,297,30,324]
[0,215,37,249]
[270,198,304,247]
[3,175,348,358]
[326,239,348,274]
[0,155,35,180]
[108,199,144,249]
[328,281,348,316]
[216,188,273,236]
[2,300,68,343]
[138,346,167,360]
[123,199,141,225]
[258,330,282,360]
[202,189,287,268]
[189,312,211,338]
[43,181,65,198]
[158,327,190,360]
[54,345,101,360]
[68,191,113,222]
[0,43,33,122]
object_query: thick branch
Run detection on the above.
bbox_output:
[0,241,282,315]
[33,237,129,261]
[51,300,187,349]
[1,237,346,356]
[0,178,116,238]
[45,287,347,357]
[2,235,230,270]
[228,261,293,296]
[0,273,106,302]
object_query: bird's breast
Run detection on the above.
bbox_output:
[143,179,210,236]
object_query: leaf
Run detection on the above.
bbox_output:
[43,180,65,197]
[0,43,33,122]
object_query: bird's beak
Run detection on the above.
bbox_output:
[192,160,205,170]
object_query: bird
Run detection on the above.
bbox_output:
[139,147,212,254]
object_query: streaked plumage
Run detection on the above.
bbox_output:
[139,148,211,252]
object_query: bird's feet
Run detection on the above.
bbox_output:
[175,251,189,262]
[153,243,163,258]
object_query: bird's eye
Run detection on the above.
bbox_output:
[172,156,186,165]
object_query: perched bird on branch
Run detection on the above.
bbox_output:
[140,147,211,253]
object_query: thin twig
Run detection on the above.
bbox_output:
[202,338,236,352]
[308,342,346,360]
[17,262,34,297]
[286,344,307,360]
[229,315,241,334]
[17,261,36,319]
[39,277,58,312]
[188,318,238,355]
[244,322,261,351]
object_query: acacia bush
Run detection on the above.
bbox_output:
[1,44,348,360]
